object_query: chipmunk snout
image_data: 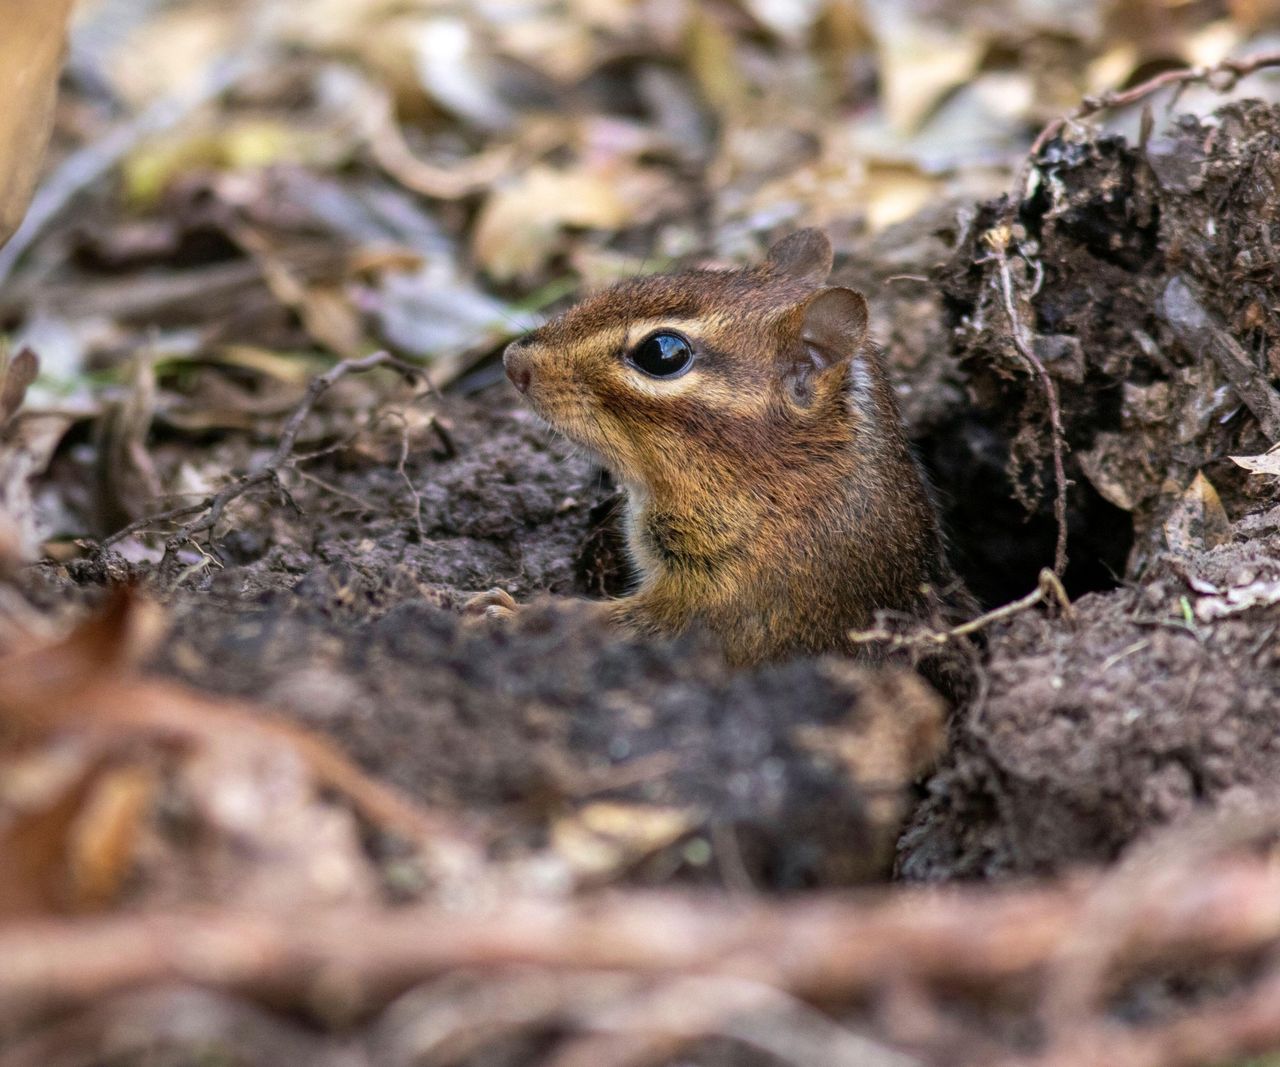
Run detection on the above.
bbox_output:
[504,339,533,394]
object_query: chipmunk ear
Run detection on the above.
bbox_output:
[765,229,833,287]
[781,287,869,407]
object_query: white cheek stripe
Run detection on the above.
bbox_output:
[623,369,702,398]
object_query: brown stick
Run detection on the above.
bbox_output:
[1011,49,1280,206]
[993,248,1071,576]
[849,568,1071,648]
[1014,966,1280,1067]
[6,856,1280,1032]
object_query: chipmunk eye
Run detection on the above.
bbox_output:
[630,331,693,379]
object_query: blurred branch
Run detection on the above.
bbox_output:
[5,853,1280,1049]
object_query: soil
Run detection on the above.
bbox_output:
[19,99,1280,900]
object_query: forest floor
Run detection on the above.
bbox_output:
[4,3,1280,1065]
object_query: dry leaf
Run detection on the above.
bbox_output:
[102,2,238,106]
[862,6,985,133]
[739,0,825,42]
[1228,0,1280,29]
[0,347,39,426]
[472,165,632,282]
[124,119,351,206]
[552,802,693,878]
[1231,446,1280,478]
[234,227,366,358]
[0,750,98,917]
[407,17,515,131]
[864,164,938,232]
[1079,431,1145,512]
[0,411,77,561]
[684,8,750,119]
[66,764,157,911]
[1163,471,1230,556]
[1194,578,1280,621]
[0,0,73,247]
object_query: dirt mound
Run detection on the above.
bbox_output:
[19,101,1279,895]
[901,503,1280,878]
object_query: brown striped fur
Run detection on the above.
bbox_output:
[500,230,970,667]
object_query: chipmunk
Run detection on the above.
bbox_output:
[468,230,971,676]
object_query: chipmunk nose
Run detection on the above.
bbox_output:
[503,339,533,394]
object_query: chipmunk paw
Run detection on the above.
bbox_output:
[463,587,520,623]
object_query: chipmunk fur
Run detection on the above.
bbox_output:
[473,230,971,671]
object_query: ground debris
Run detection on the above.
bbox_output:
[3,828,1280,1066]
[0,589,479,918]
[3,3,1280,1064]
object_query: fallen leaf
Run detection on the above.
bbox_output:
[407,17,516,131]
[66,764,157,911]
[103,4,237,104]
[862,6,985,133]
[1231,446,1280,477]
[124,119,353,207]
[0,347,39,425]
[0,0,73,246]
[552,802,693,878]
[0,410,77,561]
[364,263,514,366]
[1194,578,1280,621]
[684,7,751,119]
[739,0,825,42]
[1163,471,1230,556]
[472,165,633,283]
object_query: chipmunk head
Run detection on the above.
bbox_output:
[502,230,869,491]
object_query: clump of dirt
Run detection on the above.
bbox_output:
[148,591,944,890]
[50,396,609,606]
[900,503,1280,878]
[941,105,1279,584]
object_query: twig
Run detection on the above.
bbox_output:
[96,501,206,550]
[387,410,427,540]
[0,986,360,1067]
[5,854,1280,1034]
[97,351,421,559]
[849,568,1072,649]
[1010,49,1280,207]
[1017,964,1280,1067]
[991,243,1071,576]
[293,468,379,513]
